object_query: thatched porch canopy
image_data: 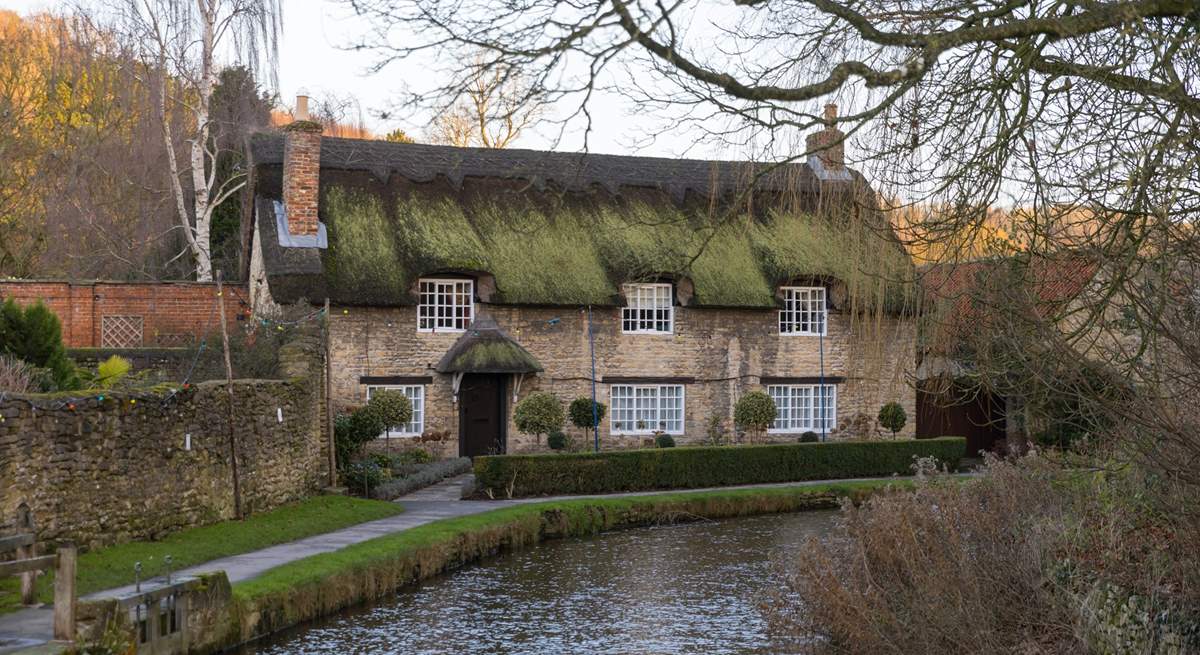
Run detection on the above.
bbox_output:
[435,316,543,374]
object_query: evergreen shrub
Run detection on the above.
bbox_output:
[474,437,968,497]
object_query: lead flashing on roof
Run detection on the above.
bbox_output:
[274,200,328,249]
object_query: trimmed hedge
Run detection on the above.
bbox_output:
[473,437,966,498]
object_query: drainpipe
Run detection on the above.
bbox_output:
[588,305,599,452]
[819,320,826,442]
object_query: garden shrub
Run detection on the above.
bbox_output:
[343,459,386,495]
[335,407,386,467]
[878,401,907,437]
[474,437,967,497]
[0,298,79,390]
[734,390,777,442]
[389,449,433,468]
[547,430,567,450]
[799,431,819,443]
[366,389,413,431]
[655,433,676,448]
[369,457,474,500]
[569,397,607,434]
[513,391,565,444]
[94,355,132,389]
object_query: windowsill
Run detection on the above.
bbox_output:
[778,331,827,337]
[620,330,674,336]
[376,433,421,439]
[610,431,684,436]
[417,328,467,334]
[767,428,836,434]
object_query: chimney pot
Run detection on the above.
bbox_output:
[824,103,837,123]
[295,91,310,122]
[807,103,845,171]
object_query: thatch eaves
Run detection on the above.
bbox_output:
[435,316,543,374]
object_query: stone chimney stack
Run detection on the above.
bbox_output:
[806,103,845,171]
[282,91,322,237]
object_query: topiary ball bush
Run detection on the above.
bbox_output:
[655,433,676,448]
[547,430,568,450]
[367,389,413,430]
[878,401,908,437]
[800,431,819,443]
[568,397,607,430]
[514,391,565,443]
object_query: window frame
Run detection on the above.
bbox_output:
[609,384,686,435]
[621,283,675,335]
[417,278,475,333]
[364,384,425,437]
[766,383,837,433]
[778,286,827,336]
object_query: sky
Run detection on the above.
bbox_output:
[1,0,703,157]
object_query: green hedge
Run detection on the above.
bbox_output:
[473,437,966,498]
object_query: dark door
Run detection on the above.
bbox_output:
[916,379,1006,455]
[459,374,506,457]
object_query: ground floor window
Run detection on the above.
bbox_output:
[610,384,685,434]
[767,384,836,432]
[365,385,425,436]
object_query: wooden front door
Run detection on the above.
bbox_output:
[459,374,506,457]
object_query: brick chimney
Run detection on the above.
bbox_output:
[806,103,845,171]
[282,92,322,237]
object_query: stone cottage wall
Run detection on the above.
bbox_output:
[0,330,328,548]
[330,303,916,457]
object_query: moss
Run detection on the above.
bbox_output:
[321,187,409,304]
[447,340,540,372]
[318,182,914,311]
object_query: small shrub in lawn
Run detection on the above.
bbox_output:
[474,437,968,497]
[547,430,568,450]
[800,431,820,443]
[878,402,908,438]
[513,392,565,444]
[734,391,777,443]
[655,433,676,448]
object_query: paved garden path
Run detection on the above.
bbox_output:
[0,472,926,652]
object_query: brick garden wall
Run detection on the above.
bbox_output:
[0,280,249,348]
[330,303,916,457]
[0,329,329,548]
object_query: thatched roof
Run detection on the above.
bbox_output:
[250,133,913,310]
[435,316,543,374]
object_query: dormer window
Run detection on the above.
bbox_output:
[622,283,673,334]
[418,278,474,332]
[779,286,826,335]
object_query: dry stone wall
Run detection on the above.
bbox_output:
[0,331,328,549]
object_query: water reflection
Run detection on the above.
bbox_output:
[241,511,835,655]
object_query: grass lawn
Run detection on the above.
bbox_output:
[0,495,402,614]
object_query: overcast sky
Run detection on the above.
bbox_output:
[3,0,717,158]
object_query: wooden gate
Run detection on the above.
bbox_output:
[1,506,77,642]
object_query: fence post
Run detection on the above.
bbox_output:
[53,542,77,642]
[16,505,35,606]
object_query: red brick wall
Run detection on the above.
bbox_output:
[0,280,249,348]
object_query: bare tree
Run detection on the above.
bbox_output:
[114,0,281,281]
[427,62,542,147]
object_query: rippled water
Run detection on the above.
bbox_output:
[240,511,836,655]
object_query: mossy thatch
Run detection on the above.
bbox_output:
[317,182,913,310]
[435,317,543,373]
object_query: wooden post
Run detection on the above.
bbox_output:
[16,506,35,606]
[324,297,337,487]
[216,272,243,519]
[52,543,76,642]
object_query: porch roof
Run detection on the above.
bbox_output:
[435,316,544,374]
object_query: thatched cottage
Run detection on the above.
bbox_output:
[245,99,917,457]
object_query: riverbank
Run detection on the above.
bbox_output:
[219,479,909,652]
